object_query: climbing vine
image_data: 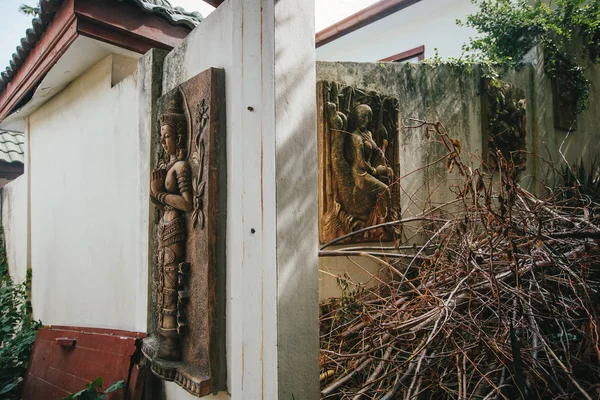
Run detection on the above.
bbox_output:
[460,0,600,113]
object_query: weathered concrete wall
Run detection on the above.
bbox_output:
[2,175,27,283]
[27,55,145,331]
[497,59,600,193]
[317,62,483,298]
[566,65,600,166]
[158,0,318,398]
[316,0,479,62]
[317,60,600,298]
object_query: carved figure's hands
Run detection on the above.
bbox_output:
[151,169,167,196]
[376,165,393,177]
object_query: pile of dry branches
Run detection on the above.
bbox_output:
[319,121,600,399]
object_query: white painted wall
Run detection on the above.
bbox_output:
[316,0,479,62]
[2,1,316,397]
[2,176,28,283]
[160,0,318,398]
[27,55,147,332]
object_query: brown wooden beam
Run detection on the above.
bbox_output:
[75,0,190,52]
[380,45,425,62]
[315,0,422,48]
[203,0,224,7]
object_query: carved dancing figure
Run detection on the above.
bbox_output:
[346,104,392,225]
[150,92,193,361]
[329,103,393,237]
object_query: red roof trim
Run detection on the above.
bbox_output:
[75,0,190,52]
[315,0,422,48]
[380,45,425,62]
[0,0,77,121]
[0,0,193,121]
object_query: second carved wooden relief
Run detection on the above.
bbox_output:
[318,81,400,244]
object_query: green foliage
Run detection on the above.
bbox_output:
[422,48,499,79]
[460,0,600,113]
[18,4,38,16]
[561,158,600,201]
[0,230,41,399]
[334,273,366,325]
[62,377,126,400]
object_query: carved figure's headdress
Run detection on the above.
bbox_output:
[159,91,188,160]
[160,92,187,136]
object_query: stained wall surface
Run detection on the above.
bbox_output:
[316,61,600,299]
[26,55,147,332]
[317,62,482,298]
[2,175,27,283]
[316,0,479,62]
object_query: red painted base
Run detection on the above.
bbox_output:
[22,326,146,400]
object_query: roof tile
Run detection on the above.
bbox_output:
[0,131,24,164]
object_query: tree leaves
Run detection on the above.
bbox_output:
[0,227,40,399]
[18,4,39,16]
[62,377,126,400]
[461,0,599,113]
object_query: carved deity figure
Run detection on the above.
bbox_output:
[150,92,193,361]
[327,102,394,238]
[346,105,393,225]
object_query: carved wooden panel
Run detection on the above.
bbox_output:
[318,81,400,244]
[142,68,226,397]
[552,72,578,131]
[481,78,527,171]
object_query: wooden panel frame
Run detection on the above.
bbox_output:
[142,67,226,398]
[317,80,401,244]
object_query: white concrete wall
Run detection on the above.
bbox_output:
[160,0,318,398]
[316,0,479,62]
[2,176,28,283]
[27,55,146,332]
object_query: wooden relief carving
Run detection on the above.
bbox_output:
[552,69,578,131]
[142,68,226,397]
[481,78,527,171]
[318,81,400,244]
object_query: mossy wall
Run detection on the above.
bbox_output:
[317,61,600,299]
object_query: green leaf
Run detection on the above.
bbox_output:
[104,380,126,393]
[62,387,89,400]
[0,378,21,395]
[87,376,103,389]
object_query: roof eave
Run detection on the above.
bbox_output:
[315,0,423,48]
[203,0,224,8]
[0,0,195,122]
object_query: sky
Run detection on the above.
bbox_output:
[0,0,378,74]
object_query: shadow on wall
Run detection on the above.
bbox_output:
[274,7,319,398]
